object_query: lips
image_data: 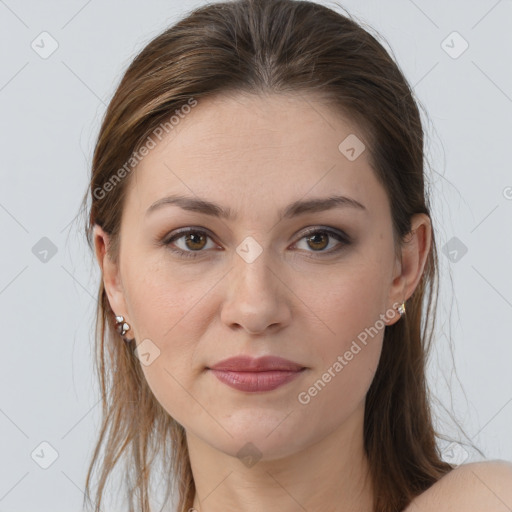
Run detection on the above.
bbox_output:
[208,355,305,372]
[207,355,306,392]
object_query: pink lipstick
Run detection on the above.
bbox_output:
[207,355,306,392]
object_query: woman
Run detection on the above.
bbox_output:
[81,0,512,510]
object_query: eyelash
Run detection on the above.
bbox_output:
[162,226,351,260]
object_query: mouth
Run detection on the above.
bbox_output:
[206,355,307,392]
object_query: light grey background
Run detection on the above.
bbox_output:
[0,0,511,510]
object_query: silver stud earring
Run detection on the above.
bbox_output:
[115,315,134,342]
[397,302,406,317]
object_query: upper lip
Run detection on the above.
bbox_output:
[208,355,305,372]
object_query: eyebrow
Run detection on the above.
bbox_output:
[145,193,367,220]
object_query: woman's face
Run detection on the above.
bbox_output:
[95,92,425,461]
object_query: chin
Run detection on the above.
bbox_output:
[194,413,311,462]
[213,434,303,464]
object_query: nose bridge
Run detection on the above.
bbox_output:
[221,236,291,334]
[232,236,278,300]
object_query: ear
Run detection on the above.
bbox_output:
[93,224,128,319]
[386,213,432,325]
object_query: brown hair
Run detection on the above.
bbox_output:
[80,0,459,510]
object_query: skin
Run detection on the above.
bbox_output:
[92,91,499,512]
[404,461,512,511]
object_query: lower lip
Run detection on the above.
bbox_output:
[209,369,305,392]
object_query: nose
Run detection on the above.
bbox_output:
[220,248,292,335]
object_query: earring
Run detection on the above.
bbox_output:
[397,302,406,317]
[115,315,134,342]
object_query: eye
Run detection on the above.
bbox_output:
[163,228,219,259]
[292,227,350,257]
[162,226,351,259]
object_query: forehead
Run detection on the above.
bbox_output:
[126,92,387,221]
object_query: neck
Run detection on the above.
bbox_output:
[187,401,373,512]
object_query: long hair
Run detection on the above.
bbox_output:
[80,0,457,510]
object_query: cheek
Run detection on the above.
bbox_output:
[124,257,209,341]
[293,261,387,404]
[139,355,203,431]
[292,335,382,452]
[302,259,389,347]
[122,261,215,427]
[295,276,386,433]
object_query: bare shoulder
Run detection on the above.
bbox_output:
[405,460,512,512]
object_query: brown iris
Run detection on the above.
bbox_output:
[305,231,329,251]
[184,232,208,251]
